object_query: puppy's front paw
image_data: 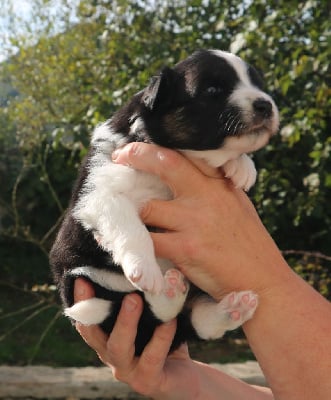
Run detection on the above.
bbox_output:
[218,290,258,330]
[123,253,164,294]
[223,154,257,191]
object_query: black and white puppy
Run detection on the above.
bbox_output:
[50,49,279,355]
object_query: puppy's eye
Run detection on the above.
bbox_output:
[205,86,223,96]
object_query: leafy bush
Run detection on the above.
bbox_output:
[0,0,330,365]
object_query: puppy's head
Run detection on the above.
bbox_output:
[119,49,279,166]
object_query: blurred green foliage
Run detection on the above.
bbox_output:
[0,0,330,365]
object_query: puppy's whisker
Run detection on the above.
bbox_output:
[224,116,235,132]
[233,118,242,134]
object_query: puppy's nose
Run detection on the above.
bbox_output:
[253,99,273,119]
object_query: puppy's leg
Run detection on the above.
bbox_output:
[223,154,257,191]
[144,269,189,322]
[74,194,164,294]
[191,291,258,340]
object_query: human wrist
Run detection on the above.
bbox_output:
[151,360,202,400]
[207,236,292,303]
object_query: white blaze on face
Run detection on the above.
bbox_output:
[210,49,279,133]
[183,50,279,168]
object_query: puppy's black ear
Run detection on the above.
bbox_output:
[142,67,177,111]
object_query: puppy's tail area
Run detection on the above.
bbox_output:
[64,297,111,325]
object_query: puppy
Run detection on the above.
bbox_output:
[50,49,279,355]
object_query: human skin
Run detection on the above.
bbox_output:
[75,143,331,399]
[75,280,273,399]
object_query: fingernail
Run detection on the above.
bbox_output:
[74,280,86,299]
[112,149,120,162]
[157,150,165,161]
[76,287,86,297]
[124,295,138,312]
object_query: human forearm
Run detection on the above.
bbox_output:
[189,361,273,400]
[185,210,331,399]
[243,268,331,400]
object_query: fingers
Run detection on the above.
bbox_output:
[74,277,95,302]
[76,323,108,356]
[127,319,177,396]
[73,278,107,354]
[106,294,143,371]
[73,279,178,396]
[113,315,177,397]
[140,198,190,232]
[149,231,183,262]
[138,319,177,375]
[112,142,206,197]
[76,294,144,369]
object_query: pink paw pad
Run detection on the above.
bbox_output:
[221,291,258,327]
[163,269,188,298]
[230,310,241,321]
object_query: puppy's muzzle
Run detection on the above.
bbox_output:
[253,98,273,120]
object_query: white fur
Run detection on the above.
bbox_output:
[69,266,136,292]
[191,291,258,340]
[144,269,189,322]
[68,264,188,325]
[223,154,257,191]
[73,133,173,293]
[217,50,279,135]
[229,85,279,133]
[65,298,111,325]
[129,115,146,135]
[183,131,271,171]
[182,132,268,190]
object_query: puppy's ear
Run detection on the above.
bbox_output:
[142,67,177,111]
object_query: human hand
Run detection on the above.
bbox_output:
[112,143,288,300]
[74,278,201,399]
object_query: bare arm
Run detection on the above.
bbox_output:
[110,143,331,399]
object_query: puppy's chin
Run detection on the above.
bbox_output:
[224,131,271,155]
[243,119,278,138]
[183,155,224,178]
[181,129,270,169]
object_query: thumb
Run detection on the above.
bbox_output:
[112,142,212,197]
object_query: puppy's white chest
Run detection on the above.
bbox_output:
[86,159,171,207]
[105,162,172,207]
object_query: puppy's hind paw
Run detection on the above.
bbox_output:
[218,290,258,330]
[64,297,111,325]
[163,268,188,299]
[144,268,189,322]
